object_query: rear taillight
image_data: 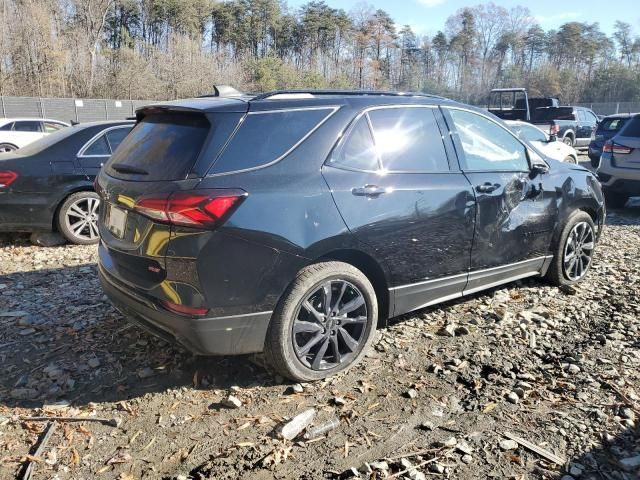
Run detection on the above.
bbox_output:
[0,171,17,188]
[134,189,247,228]
[160,300,209,316]
[603,141,633,154]
[550,124,560,135]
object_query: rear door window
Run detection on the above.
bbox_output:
[328,116,379,171]
[43,121,66,133]
[105,113,210,181]
[105,127,131,152]
[210,108,334,175]
[13,121,42,132]
[83,136,111,156]
[367,107,449,172]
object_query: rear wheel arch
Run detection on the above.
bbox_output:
[0,142,18,152]
[316,249,390,326]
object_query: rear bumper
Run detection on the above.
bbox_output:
[598,154,640,193]
[99,265,272,355]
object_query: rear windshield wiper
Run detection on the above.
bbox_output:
[111,163,149,175]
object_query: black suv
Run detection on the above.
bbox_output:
[96,91,605,381]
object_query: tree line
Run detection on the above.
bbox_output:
[1,0,639,104]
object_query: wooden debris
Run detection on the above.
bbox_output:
[20,416,122,427]
[20,420,58,480]
[503,432,565,465]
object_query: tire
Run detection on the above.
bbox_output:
[562,135,574,147]
[545,211,596,286]
[264,261,378,382]
[590,157,600,169]
[604,190,628,209]
[0,143,18,153]
[564,155,578,164]
[57,191,101,245]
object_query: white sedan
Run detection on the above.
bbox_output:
[0,118,70,152]
[506,120,579,163]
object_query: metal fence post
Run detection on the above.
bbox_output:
[39,97,45,118]
[616,103,620,114]
[73,99,78,123]
[104,99,108,120]
[0,96,5,118]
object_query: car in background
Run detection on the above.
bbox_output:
[0,118,69,152]
[598,113,640,209]
[95,90,604,382]
[532,106,598,148]
[588,113,633,168]
[0,120,133,244]
[506,120,578,163]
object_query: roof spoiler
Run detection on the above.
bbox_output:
[198,85,244,98]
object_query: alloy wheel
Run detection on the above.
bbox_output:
[563,221,595,281]
[292,279,368,371]
[64,196,100,242]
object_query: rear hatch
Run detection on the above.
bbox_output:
[593,117,630,147]
[609,116,640,169]
[97,102,246,309]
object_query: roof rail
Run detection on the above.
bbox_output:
[251,89,445,101]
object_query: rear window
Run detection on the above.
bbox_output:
[105,113,209,181]
[598,117,628,132]
[620,116,640,137]
[210,108,334,174]
[533,107,575,122]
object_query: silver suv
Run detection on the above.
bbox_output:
[598,113,640,208]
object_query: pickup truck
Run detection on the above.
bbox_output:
[488,88,598,148]
[532,106,599,148]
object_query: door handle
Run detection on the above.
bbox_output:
[352,185,386,197]
[475,182,500,193]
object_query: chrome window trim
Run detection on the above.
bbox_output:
[207,106,340,177]
[77,125,133,159]
[326,104,451,175]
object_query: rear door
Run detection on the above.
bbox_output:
[322,105,476,315]
[443,107,551,292]
[11,120,45,146]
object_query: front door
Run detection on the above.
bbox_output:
[443,107,551,293]
[322,105,476,315]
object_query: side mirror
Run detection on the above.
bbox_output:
[531,162,549,175]
[548,134,558,143]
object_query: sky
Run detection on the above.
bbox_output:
[286,0,639,37]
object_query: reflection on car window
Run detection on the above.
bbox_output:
[105,127,131,152]
[84,135,111,156]
[329,116,379,171]
[600,118,627,132]
[367,108,449,172]
[620,116,640,137]
[515,124,547,143]
[448,109,529,171]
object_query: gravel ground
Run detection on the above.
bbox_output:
[1,201,639,480]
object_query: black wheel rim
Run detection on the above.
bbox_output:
[292,279,368,371]
[563,222,595,281]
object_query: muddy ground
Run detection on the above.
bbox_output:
[0,202,639,480]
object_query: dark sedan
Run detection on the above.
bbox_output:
[588,113,633,168]
[0,120,133,244]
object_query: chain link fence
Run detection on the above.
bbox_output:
[574,102,640,116]
[0,96,155,123]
